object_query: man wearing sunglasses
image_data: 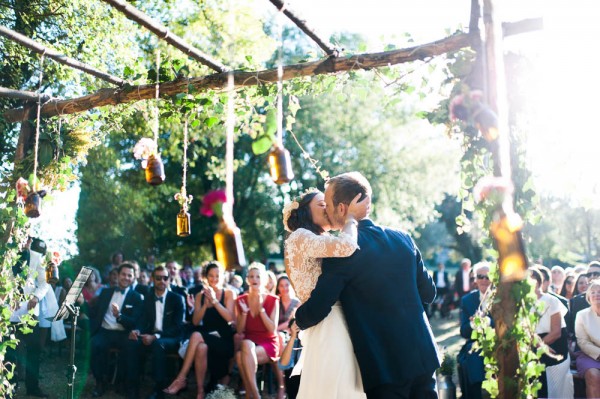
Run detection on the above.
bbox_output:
[567,261,600,344]
[127,265,185,399]
[457,262,494,399]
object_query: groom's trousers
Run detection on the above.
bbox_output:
[365,372,438,399]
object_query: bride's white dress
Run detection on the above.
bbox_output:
[285,228,366,399]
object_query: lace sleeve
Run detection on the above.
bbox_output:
[285,229,359,302]
[293,228,359,258]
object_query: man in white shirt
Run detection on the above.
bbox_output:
[6,237,50,397]
[89,263,143,397]
[128,266,185,399]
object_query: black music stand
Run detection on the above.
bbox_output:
[51,266,93,399]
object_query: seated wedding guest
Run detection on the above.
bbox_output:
[138,269,151,287]
[188,266,205,297]
[164,261,235,398]
[165,260,194,319]
[560,272,576,299]
[229,274,244,295]
[529,268,573,398]
[265,270,277,295]
[108,268,119,288]
[457,262,493,399]
[575,280,600,398]
[551,265,566,294]
[568,261,600,338]
[182,265,195,289]
[128,260,150,298]
[127,266,185,399]
[89,263,143,398]
[278,319,301,399]
[102,251,123,283]
[275,275,300,332]
[573,272,589,297]
[82,267,103,305]
[235,262,283,399]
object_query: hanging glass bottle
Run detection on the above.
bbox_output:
[24,190,46,218]
[145,154,165,185]
[269,145,294,184]
[177,209,191,237]
[214,216,246,271]
[45,261,59,284]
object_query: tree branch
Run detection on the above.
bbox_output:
[0,25,125,87]
[100,0,227,73]
[3,33,471,122]
[0,87,51,102]
[267,0,338,57]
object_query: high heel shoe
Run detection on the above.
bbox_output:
[163,376,187,395]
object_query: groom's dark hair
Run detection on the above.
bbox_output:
[326,172,372,206]
[286,191,325,235]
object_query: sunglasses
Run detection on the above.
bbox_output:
[476,274,490,281]
[154,275,170,281]
[587,272,600,278]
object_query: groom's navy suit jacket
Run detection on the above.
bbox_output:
[295,219,440,392]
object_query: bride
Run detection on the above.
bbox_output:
[283,188,369,399]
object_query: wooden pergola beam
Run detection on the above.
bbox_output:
[2,18,542,123]
[3,33,471,122]
[267,0,338,57]
[101,0,227,73]
[0,26,125,87]
[0,87,51,102]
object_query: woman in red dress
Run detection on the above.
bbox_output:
[235,262,283,399]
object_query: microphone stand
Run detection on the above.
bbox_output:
[64,303,80,399]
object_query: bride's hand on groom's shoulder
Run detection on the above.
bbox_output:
[348,193,371,221]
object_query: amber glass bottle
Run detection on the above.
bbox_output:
[145,154,166,185]
[177,210,191,237]
[214,220,246,271]
[268,146,294,184]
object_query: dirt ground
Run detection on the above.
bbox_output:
[12,308,462,398]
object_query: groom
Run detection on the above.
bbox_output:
[295,172,440,399]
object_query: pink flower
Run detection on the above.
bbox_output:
[473,176,513,203]
[15,177,30,202]
[200,190,227,217]
[449,90,484,121]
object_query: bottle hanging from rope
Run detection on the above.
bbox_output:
[45,261,59,284]
[214,217,246,271]
[177,209,191,237]
[24,190,47,218]
[145,154,165,185]
[268,145,294,184]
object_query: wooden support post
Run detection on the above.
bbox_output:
[481,0,525,397]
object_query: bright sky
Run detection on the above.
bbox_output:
[289,0,600,209]
[37,0,600,257]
